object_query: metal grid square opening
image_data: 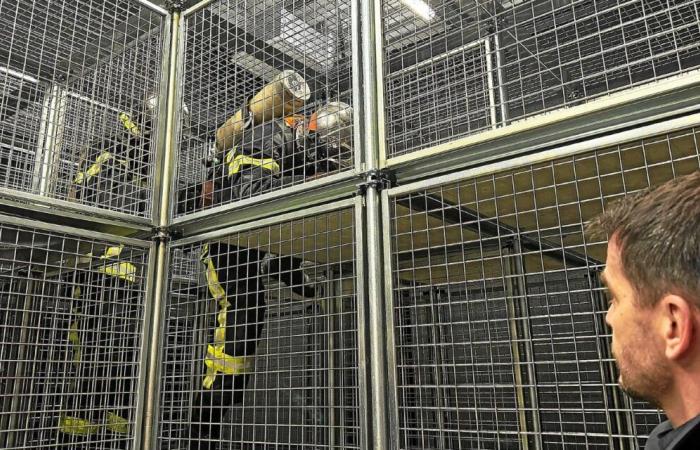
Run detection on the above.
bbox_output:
[174,0,355,217]
[159,208,361,450]
[387,126,700,448]
[0,0,166,216]
[382,0,700,157]
[0,221,150,450]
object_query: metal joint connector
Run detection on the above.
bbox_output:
[357,169,395,195]
[165,0,184,12]
[152,227,171,242]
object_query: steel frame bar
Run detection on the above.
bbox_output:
[385,70,700,172]
[4,278,34,449]
[504,240,543,450]
[0,213,151,248]
[387,111,700,198]
[362,0,391,448]
[142,10,181,450]
[133,0,169,16]
[170,171,361,237]
[0,187,153,229]
[171,197,358,247]
[381,188,400,450]
[395,193,599,268]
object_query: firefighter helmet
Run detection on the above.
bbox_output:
[308,101,353,148]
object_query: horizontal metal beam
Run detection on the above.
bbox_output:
[171,170,361,238]
[0,187,153,236]
[397,192,598,268]
[394,238,502,264]
[387,70,700,182]
[132,0,169,15]
[172,196,358,246]
[388,109,700,198]
[0,211,151,248]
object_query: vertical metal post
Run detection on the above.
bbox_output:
[325,269,338,448]
[370,0,388,164]
[361,0,390,447]
[142,9,181,450]
[504,239,542,450]
[33,84,67,195]
[32,87,51,193]
[143,238,171,450]
[494,33,509,125]
[133,243,159,450]
[484,37,498,130]
[381,189,401,449]
[354,196,371,450]
[428,289,446,448]
[6,278,34,449]
[351,0,363,171]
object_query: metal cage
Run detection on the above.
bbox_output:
[157,201,364,450]
[2,0,700,449]
[0,217,152,450]
[173,0,357,218]
[0,0,167,217]
[384,126,700,448]
[381,0,700,157]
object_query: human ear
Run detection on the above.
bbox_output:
[660,295,695,361]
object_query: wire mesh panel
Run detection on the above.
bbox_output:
[387,126,700,448]
[0,221,150,449]
[174,0,355,217]
[159,207,361,450]
[0,0,166,216]
[381,0,700,157]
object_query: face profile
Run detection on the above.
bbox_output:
[588,170,700,449]
[602,237,671,407]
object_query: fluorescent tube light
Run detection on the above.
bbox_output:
[0,65,39,83]
[400,0,436,21]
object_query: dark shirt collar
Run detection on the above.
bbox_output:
[645,414,700,450]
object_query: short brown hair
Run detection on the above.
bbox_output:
[586,170,700,307]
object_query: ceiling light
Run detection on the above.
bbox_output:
[0,65,39,83]
[400,0,436,21]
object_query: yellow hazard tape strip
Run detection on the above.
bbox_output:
[99,262,136,283]
[59,416,100,436]
[200,244,254,389]
[59,413,129,436]
[74,152,112,184]
[68,320,81,364]
[74,151,129,185]
[225,150,280,177]
[97,245,137,283]
[203,344,254,389]
[105,412,129,434]
[119,112,141,137]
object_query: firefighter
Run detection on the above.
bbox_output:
[58,245,139,448]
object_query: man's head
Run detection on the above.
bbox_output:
[587,170,700,411]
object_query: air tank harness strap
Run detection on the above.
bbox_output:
[200,244,254,390]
